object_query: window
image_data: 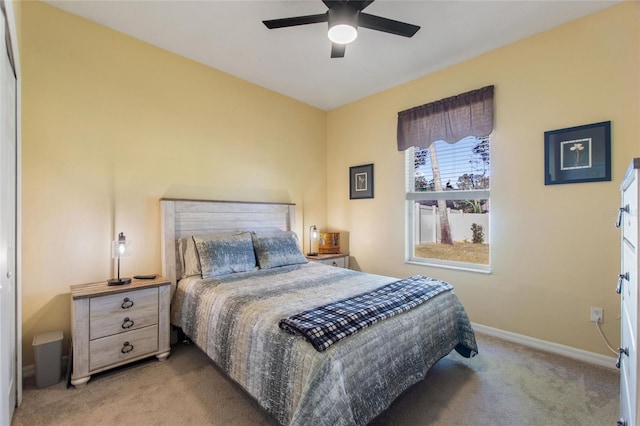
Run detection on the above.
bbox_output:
[397,86,494,272]
[405,136,490,271]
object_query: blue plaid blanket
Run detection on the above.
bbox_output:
[279,275,454,352]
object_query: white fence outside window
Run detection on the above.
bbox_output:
[414,204,489,244]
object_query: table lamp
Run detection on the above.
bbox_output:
[108,232,132,286]
[307,225,319,256]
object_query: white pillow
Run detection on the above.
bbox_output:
[177,237,202,279]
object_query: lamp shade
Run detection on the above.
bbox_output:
[308,225,319,256]
[111,232,132,258]
[108,232,132,286]
[327,6,358,44]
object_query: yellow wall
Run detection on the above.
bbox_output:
[18,2,327,365]
[327,1,640,355]
[17,1,639,365]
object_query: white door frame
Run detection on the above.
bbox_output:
[2,0,21,419]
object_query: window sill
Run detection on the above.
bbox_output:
[405,257,491,274]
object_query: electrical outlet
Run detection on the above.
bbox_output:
[590,307,603,323]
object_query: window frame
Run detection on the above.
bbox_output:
[404,145,492,274]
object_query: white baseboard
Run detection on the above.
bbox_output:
[22,364,34,378]
[472,323,618,370]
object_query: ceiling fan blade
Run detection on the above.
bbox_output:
[322,0,375,11]
[331,43,346,58]
[263,13,328,29]
[358,13,420,37]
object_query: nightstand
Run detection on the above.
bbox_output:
[70,276,171,387]
[306,253,350,269]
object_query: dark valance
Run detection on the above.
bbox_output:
[397,85,494,151]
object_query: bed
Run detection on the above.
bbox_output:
[160,198,478,426]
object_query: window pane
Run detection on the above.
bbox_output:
[414,136,490,192]
[412,199,489,266]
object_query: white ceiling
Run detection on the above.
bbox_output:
[45,0,620,111]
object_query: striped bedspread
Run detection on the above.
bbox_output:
[171,262,477,426]
[280,275,453,351]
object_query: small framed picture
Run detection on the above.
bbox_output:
[349,163,374,199]
[544,121,611,185]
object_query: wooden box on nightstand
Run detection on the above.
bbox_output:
[70,276,171,387]
[319,232,341,254]
[306,253,350,269]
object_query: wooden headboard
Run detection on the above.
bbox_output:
[160,198,296,294]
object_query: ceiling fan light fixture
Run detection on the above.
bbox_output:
[327,6,358,44]
[328,24,357,44]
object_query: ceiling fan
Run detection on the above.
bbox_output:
[262,0,420,58]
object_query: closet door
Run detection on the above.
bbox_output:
[0,9,17,424]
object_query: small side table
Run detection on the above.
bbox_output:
[70,276,171,387]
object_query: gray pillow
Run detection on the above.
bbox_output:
[252,231,308,269]
[193,232,256,278]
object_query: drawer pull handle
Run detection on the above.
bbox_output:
[121,298,134,309]
[617,273,629,294]
[616,205,629,228]
[121,317,135,329]
[616,347,629,369]
[121,341,134,354]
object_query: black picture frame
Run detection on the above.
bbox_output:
[349,163,374,199]
[544,121,611,185]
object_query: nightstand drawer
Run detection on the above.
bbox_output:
[307,254,349,268]
[90,287,158,339]
[317,257,347,268]
[89,325,159,371]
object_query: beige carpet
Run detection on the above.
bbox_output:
[11,332,618,426]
